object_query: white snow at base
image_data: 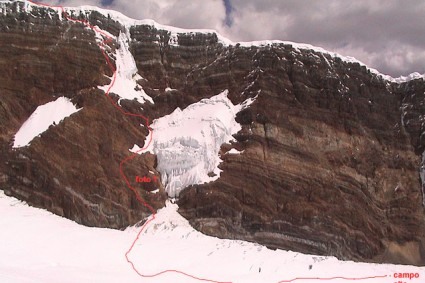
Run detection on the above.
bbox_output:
[139,90,244,198]
[98,32,153,105]
[0,191,423,283]
[13,97,81,148]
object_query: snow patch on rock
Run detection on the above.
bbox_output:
[420,152,425,206]
[98,32,153,105]
[226,148,243,155]
[13,97,81,148]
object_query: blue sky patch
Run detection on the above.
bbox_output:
[223,0,233,27]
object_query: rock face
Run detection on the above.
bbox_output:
[1,1,424,265]
[0,2,166,228]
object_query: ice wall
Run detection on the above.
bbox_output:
[141,91,245,197]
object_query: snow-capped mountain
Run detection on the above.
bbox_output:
[1,1,425,278]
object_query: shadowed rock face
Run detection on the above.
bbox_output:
[1,2,424,265]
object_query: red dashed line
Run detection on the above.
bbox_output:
[277,275,388,283]
[26,1,230,282]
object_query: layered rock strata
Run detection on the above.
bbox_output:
[0,1,424,265]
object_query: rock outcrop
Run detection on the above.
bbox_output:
[0,1,424,265]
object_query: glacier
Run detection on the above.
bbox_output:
[138,90,247,198]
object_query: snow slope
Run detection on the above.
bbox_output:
[134,90,249,198]
[13,97,81,148]
[0,191,423,283]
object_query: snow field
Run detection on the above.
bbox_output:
[0,192,423,283]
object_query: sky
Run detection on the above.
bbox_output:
[40,0,425,77]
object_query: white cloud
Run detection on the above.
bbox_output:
[223,0,425,76]
[33,0,226,31]
[38,0,103,7]
[109,0,226,31]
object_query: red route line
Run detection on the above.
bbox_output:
[26,1,230,282]
[23,2,391,283]
[277,275,388,283]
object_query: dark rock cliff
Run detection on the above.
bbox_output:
[1,1,424,265]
